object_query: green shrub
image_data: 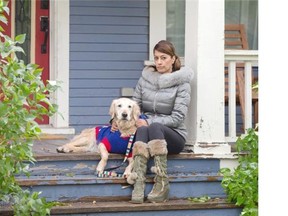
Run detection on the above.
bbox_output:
[0,0,59,215]
[220,128,258,216]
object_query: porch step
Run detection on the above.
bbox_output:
[24,153,223,176]
[0,198,242,216]
[17,173,225,202]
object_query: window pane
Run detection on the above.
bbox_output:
[167,0,185,56]
[225,0,258,50]
[15,0,31,63]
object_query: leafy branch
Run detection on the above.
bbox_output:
[220,128,258,216]
[0,0,60,215]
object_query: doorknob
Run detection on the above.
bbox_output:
[40,16,49,54]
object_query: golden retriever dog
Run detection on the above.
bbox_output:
[56,97,140,177]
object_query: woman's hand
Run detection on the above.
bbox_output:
[136,119,148,128]
[110,121,118,132]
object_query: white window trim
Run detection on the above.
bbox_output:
[149,0,166,60]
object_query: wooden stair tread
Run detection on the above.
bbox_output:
[0,198,240,215]
[54,199,239,213]
[16,173,223,186]
[33,152,237,161]
[32,147,238,161]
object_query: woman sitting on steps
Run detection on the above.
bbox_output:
[126,40,194,204]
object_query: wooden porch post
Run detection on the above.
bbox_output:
[184,0,231,154]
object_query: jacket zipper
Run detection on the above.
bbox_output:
[153,91,158,113]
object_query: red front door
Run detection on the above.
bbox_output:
[35,0,50,124]
[5,0,50,124]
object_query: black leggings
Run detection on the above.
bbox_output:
[134,122,185,154]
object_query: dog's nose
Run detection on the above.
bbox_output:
[122,113,128,119]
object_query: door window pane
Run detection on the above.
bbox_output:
[15,0,31,63]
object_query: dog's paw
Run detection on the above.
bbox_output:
[123,172,131,179]
[96,167,104,174]
[56,147,64,153]
[56,146,73,153]
[126,172,138,185]
[96,164,105,174]
[123,167,132,178]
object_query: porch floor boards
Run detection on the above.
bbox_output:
[32,134,238,161]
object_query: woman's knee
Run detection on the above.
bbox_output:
[137,126,148,134]
[148,122,164,131]
[147,123,165,140]
[135,126,149,142]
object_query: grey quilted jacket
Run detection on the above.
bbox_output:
[133,65,194,140]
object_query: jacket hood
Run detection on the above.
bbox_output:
[142,65,194,89]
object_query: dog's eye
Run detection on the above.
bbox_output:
[117,104,122,108]
[128,105,132,108]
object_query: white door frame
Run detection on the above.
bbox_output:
[41,0,74,134]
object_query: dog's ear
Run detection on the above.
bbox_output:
[132,101,141,121]
[109,99,117,119]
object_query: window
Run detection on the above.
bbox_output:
[225,0,258,50]
[150,0,258,58]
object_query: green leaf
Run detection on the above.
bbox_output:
[13,46,25,54]
[15,34,26,44]
[0,102,7,116]
[0,14,7,24]
[3,6,9,15]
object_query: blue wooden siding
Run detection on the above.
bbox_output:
[69,0,149,132]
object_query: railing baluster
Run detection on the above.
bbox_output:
[228,61,237,139]
[244,62,252,130]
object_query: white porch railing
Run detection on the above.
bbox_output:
[225,50,258,142]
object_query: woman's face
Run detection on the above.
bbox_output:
[154,50,175,74]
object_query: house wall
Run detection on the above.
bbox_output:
[69,0,149,132]
[67,0,253,136]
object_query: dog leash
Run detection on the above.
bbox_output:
[95,133,135,178]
